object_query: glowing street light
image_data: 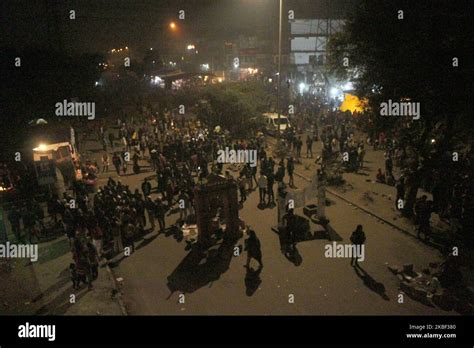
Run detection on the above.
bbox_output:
[34,143,48,152]
[299,82,306,94]
[169,21,177,30]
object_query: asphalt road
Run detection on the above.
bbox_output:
[80,129,452,315]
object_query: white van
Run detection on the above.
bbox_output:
[262,113,291,135]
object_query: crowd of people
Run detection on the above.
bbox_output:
[4,96,472,295]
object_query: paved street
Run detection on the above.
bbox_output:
[80,129,454,315]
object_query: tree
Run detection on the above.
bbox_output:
[197,82,270,137]
[327,0,473,217]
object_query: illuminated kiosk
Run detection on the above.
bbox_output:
[194,174,242,247]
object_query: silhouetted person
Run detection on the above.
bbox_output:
[395,177,405,210]
[141,178,151,197]
[287,157,295,187]
[155,198,166,232]
[306,135,313,158]
[415,195,432,240]
[245,228,263,269]
[282,208,297,254]
[350,224,366,266]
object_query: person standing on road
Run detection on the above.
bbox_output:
[90,222,103,259]
[238,175,247,204]
[287,156,295,188]
[306,135,313,158]
[112,153,122,176]
[385,154,393,177]
[108,132,115,150]
[296,136,303,159]
[282,208,297,254]
[8,206,23,242]
[415,195,432,240]
[395,177,405,210]
[357,144,365,170]
[245,228,263,269]
[350,225,366,267]
[145,197,156,230]
[111,218,123,254]
[267,171,275,205]
[154,198,166,232]
[178,190,190,221]
[141,178,152,197]
[121,148,128,175]
[102,153,109,173]
[257,172,268,205]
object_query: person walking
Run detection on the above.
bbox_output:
[155,198,166,232]
[141,178,152,197]
[112,153,122,176]
[287,157,295,188]
[102,153,109,173]
[306,135,313,158]
[267,171,275,205]
[257,172,268,205]
[350,225,366,267]
[145,197,156,230]
[245,228,263,269]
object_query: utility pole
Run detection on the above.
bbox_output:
[277,0,283,137]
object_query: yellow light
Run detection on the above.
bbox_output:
[170,22,176,30]
[340,93,367,114]
[34,143,48,152]
[125,46,128,50]
[187,44,195,50]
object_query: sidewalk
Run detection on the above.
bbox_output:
[267,134,473,292]
[267,134,449,241]
[0,128,127,315]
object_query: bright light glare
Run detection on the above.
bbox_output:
[330,87,340,97]
[34,143,48,151]
[299,82,306,94]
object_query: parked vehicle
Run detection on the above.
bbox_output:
[262,113,291,136]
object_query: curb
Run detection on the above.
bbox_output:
[292,170,417,239]
[104,263,128,315]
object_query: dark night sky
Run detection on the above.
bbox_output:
[1,0,354,54]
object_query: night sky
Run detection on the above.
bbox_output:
[1,0,354,53]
